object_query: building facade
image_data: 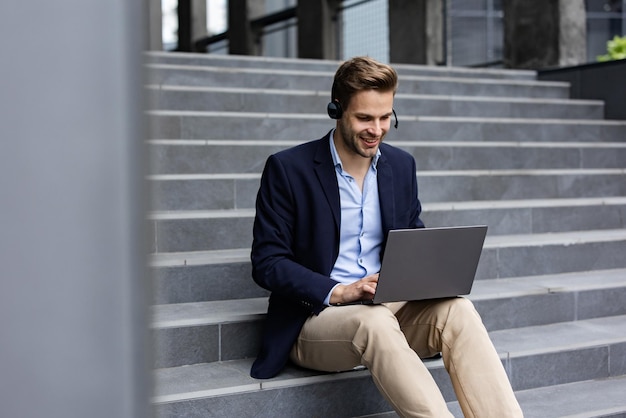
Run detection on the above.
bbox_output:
[157,0,625,67]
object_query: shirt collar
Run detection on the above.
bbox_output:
[329,129,381,172]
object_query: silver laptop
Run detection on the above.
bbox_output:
[336,225,488,305]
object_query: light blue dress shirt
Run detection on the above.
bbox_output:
[324,131,384,305]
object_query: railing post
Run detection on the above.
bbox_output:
[229,0,265,55]
[503,0,586,69]
[177,0,208,52]
[297,0,340,60]
[388,0,444,65]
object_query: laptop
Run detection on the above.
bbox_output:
[334,225,488,305]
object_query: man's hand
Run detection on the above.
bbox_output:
[329,273,379,305]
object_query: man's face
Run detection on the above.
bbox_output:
[336,89,394,160]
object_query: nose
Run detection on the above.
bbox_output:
[367,119,384,136]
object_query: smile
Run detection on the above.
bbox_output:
[362,137,379,145]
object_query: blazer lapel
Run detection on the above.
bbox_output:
[314,133,341,231]
[377,152,395,232]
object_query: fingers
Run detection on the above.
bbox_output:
[354,277,377,299]
[330,274,380,304]
[363,273,379,283]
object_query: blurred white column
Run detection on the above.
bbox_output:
[0,1,151,418]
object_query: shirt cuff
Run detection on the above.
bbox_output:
[323,283,342,306]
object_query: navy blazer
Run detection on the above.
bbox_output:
[250,131,424,379]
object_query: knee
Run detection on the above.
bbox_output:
[448,296,477,314]
[361,305,400,328]
[444,297,485,333]
[353,306,404,340]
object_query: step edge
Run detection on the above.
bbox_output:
[150,271,626,328]
[144,64,555,86]
[148,229,626,266]
[146,197,626,220]
[146,110,626,125]
[147,168,626,181]
[147,84,598,105]
[147,139,626,148]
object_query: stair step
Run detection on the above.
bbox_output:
[145,50,538,80]
[145,63,567,98]
[151,268,626,328]
[144,53,626,417]
[362,376,626,418]
[153,358,390,417]
[480,229,626,279]
[148,229,626,306]
[149,248,263,305]
[152,314,626,417]
[145,85,603,119]
[152,269,626,327]
[146,198,626,253]
[151,268,626,368]
[149,223,626,304]
[148,139,626,175]
[147,111,626,141]
[148,169,626,211]
[506,376,626,418]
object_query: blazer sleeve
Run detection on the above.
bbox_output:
[251,153,338,312]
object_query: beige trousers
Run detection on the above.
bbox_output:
[290,297,523,418]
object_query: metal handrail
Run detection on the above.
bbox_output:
[194,6,297,51]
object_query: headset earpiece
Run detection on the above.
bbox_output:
[327,100,343,120]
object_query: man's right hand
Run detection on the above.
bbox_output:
[329,273,379,305]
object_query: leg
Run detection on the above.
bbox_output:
[393,298,524,418]
[290,304,454,418]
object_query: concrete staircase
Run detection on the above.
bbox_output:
[145,51,626,418]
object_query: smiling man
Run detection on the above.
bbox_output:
[250,57,523,417]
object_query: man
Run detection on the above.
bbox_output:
[250,56,523,417]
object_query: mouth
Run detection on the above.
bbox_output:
[361,136,380,147]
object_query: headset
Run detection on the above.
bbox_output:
[327,81,398,129]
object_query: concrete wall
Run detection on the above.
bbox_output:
[538,59,626,120]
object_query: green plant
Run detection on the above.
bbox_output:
[597,35,626,61]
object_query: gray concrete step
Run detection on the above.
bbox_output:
[499,376,626,418]
[148,140,626,175]
[146,85,603,119]
[146,198,626,253]
[145,51,538,80]
[145,54,626,418]
[149,248,261,305]
[152,313,626,417]
[151,265,626,368]
[149,220,626,304]
[377,376,626,418]
[147,111,626,142]
[479,229,626,278]
[148,169,626,211]
[145,64,569,98]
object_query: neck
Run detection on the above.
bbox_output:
[332,130,372,174]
